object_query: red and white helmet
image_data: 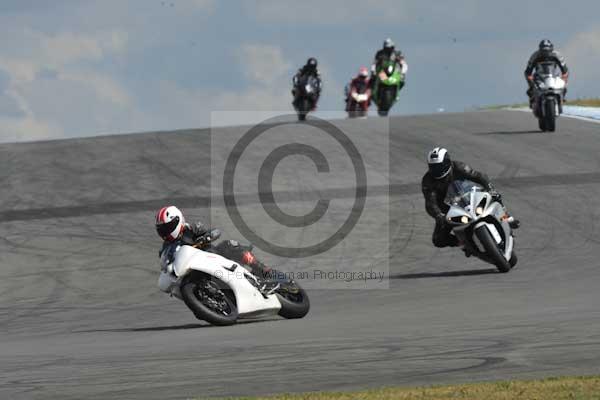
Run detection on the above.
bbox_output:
[155,206,185,241]
[358,66,369,78]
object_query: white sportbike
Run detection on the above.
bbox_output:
[532,62,566,132]
[445,180,518,273]
[158,232,310,326]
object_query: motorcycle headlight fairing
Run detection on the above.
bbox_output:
[449,215,471,224]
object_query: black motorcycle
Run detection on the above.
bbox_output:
[292,75,320,121]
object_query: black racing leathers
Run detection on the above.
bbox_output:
[292,68,321,95]
[373,49,403,70]
[524,49,568,78]
[421,161,494,248]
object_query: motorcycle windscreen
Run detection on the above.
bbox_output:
[534,62,562,78]
[444,179,484,207]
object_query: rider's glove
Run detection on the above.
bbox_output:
[526,75,534,81]
[489,190,502,202]
[435,213,447,226]
[561,73,569,82]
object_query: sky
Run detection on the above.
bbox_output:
[1,0,599,142]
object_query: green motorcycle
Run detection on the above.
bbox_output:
[372,59,405,116]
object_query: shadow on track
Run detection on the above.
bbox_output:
[389,268,498,280]
[74,318,282,333]
[473,130,540,136]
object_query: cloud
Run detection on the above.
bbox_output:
[153,43,294,128]
[246,0,400,25]
[237,44,291,86]
[246,0,599,37]
[563,26,600,97]
[214,43,296,123]
[155,0,217,16]
[0,114,64,143]
[58,69,131,107]
[189,0,216,9]
[0,59,38,84]
[0,29,128,83]
[0,28,132,142]
[2,0,600,143]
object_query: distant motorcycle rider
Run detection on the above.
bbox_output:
[345,66,371,112]
[525,39,569,107]
[292,57,322,104]
[370,38,408,89]
[422,148,520,250]
[155,206,273,280]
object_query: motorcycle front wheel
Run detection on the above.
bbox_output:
[181,273,238,326]
[276,282,310,319]
[297,98,310,121]
[474,225,512,273]
[544,98,556,132]
[538,117,546,132]
[377,87,396,116]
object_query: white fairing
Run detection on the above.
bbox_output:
[158,245,281,317]
[445,180,514,261]
[400,61,408,75]
[352,93,369,102]
[538,76,566,91]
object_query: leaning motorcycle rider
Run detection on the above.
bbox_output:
[370,38,408,89]
[422,148,520,251]
[155,206,274,282]
[524,39,569,108]
[292,57,322,104]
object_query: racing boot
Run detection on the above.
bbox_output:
[242,252,298,296]
[525,84,534,108]
[457,239,472,258]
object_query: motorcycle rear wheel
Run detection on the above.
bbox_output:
[276,282,310,319]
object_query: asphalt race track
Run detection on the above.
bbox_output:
[2,110,600,399]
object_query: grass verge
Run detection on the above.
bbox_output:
[482,97,600,110]
[481,102,527,110]
[205,376,600,400]
[565,98,600,107]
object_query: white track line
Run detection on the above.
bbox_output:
[505,107,600,124]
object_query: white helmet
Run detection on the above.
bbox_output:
[383,38,395,50]
[427,147,452,179]
[155,206,185,241]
